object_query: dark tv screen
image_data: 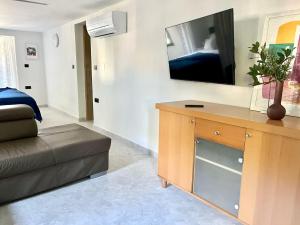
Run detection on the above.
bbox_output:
[165,9,235,85]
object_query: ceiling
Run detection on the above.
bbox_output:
[0,0,123,32]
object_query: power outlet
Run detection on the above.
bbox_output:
[25,86,32,89]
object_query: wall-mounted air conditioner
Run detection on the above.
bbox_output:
[86,11,127,38]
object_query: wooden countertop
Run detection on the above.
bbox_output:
[156,100,300,140]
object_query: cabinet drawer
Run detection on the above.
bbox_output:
[195,119,246,150]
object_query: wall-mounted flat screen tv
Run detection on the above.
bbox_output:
[165,9,235,85]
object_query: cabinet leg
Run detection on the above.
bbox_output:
[161,178,168,188]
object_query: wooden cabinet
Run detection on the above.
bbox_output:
[158,110,195,192]
[156,100,300,225]
[239,130,300,225]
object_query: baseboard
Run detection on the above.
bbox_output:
[47,105,80,121]
[90,125,158,158]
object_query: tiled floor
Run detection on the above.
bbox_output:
[0,107,241,225]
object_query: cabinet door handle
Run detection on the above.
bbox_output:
[246,133,252,138]
[190,119,195,124]
[214,130,221,136]
[238,157,244,164]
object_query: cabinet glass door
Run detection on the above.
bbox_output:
[193,139,244,216]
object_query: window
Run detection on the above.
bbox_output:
[0,35,18,88]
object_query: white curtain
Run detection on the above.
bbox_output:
[0,36,18,88]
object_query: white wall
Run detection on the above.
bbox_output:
[43,25,79,118]
[43,0,300,152]
[0,29,47,105]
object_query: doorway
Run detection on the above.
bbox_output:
[75,23,94,121]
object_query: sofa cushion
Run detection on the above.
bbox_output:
[39,124,111,164]
[0,123,111,180]
[0,105,34,122]
[0,119,38,142]
[0,137,54,179]
[0,105,38,142]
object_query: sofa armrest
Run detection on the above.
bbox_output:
[0,105,35,122]
[0,105,38,142]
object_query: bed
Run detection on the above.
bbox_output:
[0,87,42,122]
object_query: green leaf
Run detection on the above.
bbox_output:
[277,52,285,64]
[247,41,294,84]
[251,75,261,86]
[284,48,292,57]
[249,42,260,53]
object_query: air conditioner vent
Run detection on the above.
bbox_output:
[14,0,48,6]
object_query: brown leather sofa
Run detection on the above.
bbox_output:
[0,105,111,204]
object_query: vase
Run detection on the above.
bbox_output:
[267,81,286,120]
